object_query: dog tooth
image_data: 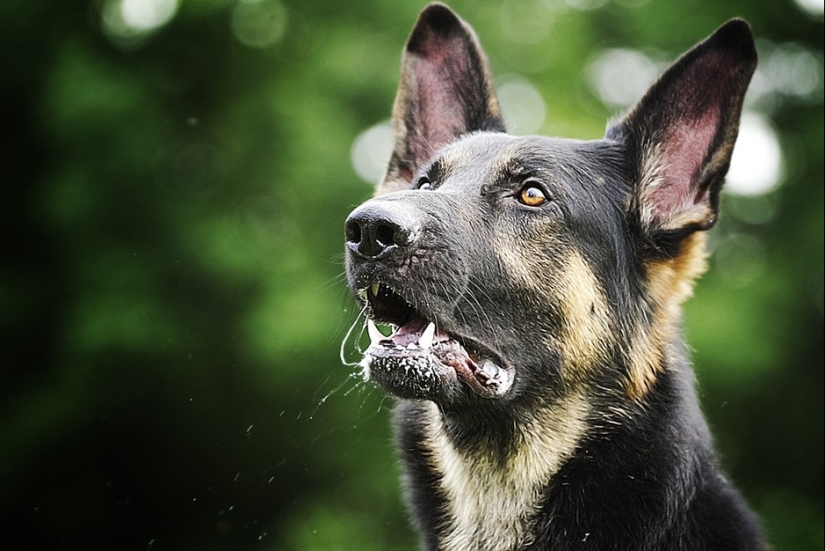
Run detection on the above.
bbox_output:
[419,322,436,350]
[478,359,499,377]
[406,343,418,350]
[370,282,380,297]
[367,319,384,345]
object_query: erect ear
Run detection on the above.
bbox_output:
[607,19,757,252]
[378,3,506,195]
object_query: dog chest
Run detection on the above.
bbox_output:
[418,397,589,551]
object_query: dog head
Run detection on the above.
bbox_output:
[345,3,756,409]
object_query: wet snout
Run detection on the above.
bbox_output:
[345,199,422,259]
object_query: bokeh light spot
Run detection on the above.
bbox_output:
[714,233,768,289]
[793,0,824,18]
[101,0,179,45]
[564,0,610,10]
[498,77,547,135]
[350,122,393,184]
[726,112,783,196]
[764,43,822,99]
[749,41,824,107]
[231,0,288,49]
[500,0,555,45]
[586,48,658,107]
[725,195,778,226]
[122,0,179,31]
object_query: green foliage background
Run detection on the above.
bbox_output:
[0,0,821,549]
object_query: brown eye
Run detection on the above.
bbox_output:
[519,185,548,207]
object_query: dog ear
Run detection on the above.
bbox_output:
[378,3,506,194]
[607,20,757,252]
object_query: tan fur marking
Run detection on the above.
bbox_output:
[422,395,590,551]
[627,232,709,400]
[496,246,611,383]
[647,232,709,316]
[496,243,538,289]
[438,147,473,171]
[557,252,612,377]
[636,144,664,227]
[625,326,664,401]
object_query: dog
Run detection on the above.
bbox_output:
[344,3,763,550]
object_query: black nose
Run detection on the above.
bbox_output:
[345,201,419,258]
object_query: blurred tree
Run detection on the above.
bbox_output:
[0,1,821,550]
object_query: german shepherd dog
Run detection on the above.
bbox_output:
[344,3,763,549]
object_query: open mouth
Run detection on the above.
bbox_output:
[359,283,514,400]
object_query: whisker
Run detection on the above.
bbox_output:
[317,271,349,293]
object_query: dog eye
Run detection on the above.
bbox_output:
[518,185,548,207]
[415,177,432,190]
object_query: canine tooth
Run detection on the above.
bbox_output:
[419,322,436,349]
[407,343,418,350]
[367,319,384,345]
[370,282,380,297]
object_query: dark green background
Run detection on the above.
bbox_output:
[1,0,822,549]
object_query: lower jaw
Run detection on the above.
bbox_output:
[363,348,459,401]
[361,343,514,400]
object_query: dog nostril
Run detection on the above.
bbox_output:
[346,204,415,258]
[375,224,395,247]
[345,220,363,244]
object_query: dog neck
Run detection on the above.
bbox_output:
[408,394,591,551]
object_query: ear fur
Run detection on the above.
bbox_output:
[378,3,505,195]
[606,20,757,253]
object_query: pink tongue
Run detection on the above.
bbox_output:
[389,318,427,346]
[389,318,450,347]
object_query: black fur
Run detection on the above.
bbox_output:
[344,4,763,550]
